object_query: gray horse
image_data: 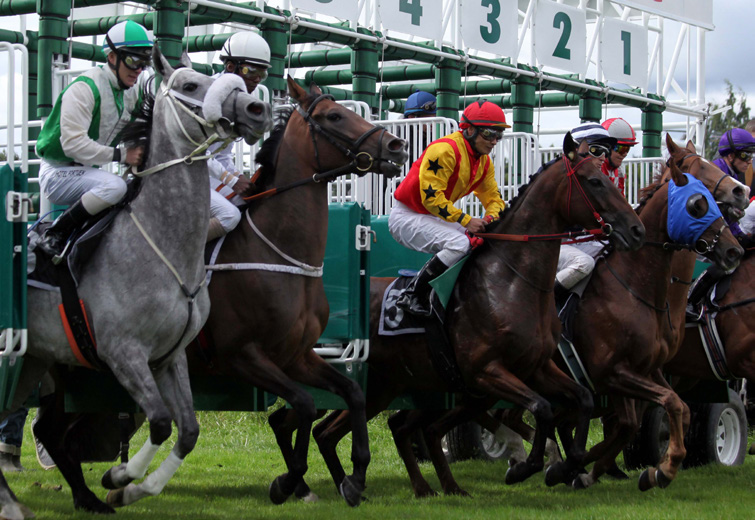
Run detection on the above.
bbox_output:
[0,47,271,519]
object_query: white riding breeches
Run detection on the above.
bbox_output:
[209,187,241,233]
[39,160,127,212]
[388,200,471,267]
[556,244,595,289]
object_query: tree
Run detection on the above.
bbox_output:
[704,80,751,160]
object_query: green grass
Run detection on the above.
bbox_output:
[8,410,755,519]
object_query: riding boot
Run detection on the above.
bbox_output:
[396,255,449,316]
[553,281,570,310]
[37,200,91,262]
[687,265,726,316]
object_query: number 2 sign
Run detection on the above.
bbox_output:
[533,0,587,75]
[601,18,648,88]
[379,0,444,41]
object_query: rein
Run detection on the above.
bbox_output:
[243,93,390,202]
[477,155,612,243]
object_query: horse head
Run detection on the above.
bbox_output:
[152,46,272,148]
[666,158,743,273]
[664,133,750,221]
[560,132,645,250]
[287,76,408,178]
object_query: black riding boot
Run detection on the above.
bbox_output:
[37,200,91,262]
[686,265,725,317]
[396,255,449,316]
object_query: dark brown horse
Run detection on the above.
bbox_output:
[292,135,646,498]
[563,156,743,492]
[191,77,407,507]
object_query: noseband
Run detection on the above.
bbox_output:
[296,94,389,181]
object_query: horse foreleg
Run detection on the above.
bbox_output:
[387,410,443,498]
[267,407,323,503]
[289,352,369,506]
[474,410,529,466]
[530,360,593,487]
[106,354,199,507]
[473,362,554,485]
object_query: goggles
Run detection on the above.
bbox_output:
[586,144,609,158]
[733,150,753,162]
[613,144,631,155]
[478,127,504,142]
[237,64,268,81]
[121,53,152,71]
[417,100,436,112]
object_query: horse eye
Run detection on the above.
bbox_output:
[326,113,341,122]
[686,193,708,219]
[183,83,198,93]
[588,177,602,187]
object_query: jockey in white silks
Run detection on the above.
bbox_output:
[205,31,271,241]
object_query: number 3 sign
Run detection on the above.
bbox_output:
[460,0,518,58]
[533,0,587,76]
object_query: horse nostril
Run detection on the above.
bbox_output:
[388,138,407,152]
[248,103,263,116]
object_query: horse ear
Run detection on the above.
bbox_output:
[665,133,679,155]
[179,51,192,70]
[669,154,688,186]
[563,131,577,160]
[153,46,173,79]
[685,140,697,153]
[287,76,307,102]
[308,82,323,97]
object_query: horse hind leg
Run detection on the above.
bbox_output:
[289,352,371,506]
[388,410,444,498]
[104,353,199,507]
[267,407,323,503]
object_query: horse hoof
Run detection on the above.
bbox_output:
[505,462,539,485]
[74,492,115,514]
[572,473,594,490]
[269,476,290,505]
[101,465,130,490]
[415,487,438,498]
[655,468,672,489]
[544,462,568,487]
[638,468,653,492]
[339,476,364,507]
[106,488,126,508]
[446,487,470,497]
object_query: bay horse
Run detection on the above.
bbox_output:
[1,48,271,518]
[189,77,408,507]
[563,156,743,492]
[289,135,646,498]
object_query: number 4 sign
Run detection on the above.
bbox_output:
[533,0,587,75]
[379,0,444,41]
[601,18,648,88]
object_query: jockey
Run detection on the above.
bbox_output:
[555,123,617,302]
[712,128,755,237]
[601,117,638,197]
[389,99,509,316]
[36,20,153,261]
[403,90,437,119]
[206,31,271,241]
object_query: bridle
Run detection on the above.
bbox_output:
[667,152,729,208]
[243,93,395,202]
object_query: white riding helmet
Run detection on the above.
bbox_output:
[601,117,638,146]
[220,32,271,69]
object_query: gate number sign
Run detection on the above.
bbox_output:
[460,0,518,58]
[534,1,587,76]
[601,18,648,88]
[380,0,444,41]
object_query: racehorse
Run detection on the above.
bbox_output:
[190,77,408,507]
[563,155,743,492]
[290,135,646,498]
[0,47,272,518]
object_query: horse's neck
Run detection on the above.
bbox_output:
[127,119,209,264]
[610,195,674,304]
[239,139,330,264]
[475,177,565,290]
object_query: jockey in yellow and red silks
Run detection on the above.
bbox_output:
[389,99,509,316]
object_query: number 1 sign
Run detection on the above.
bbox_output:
[601,18,648,88]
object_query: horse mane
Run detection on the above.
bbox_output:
[249,107,294,193]
[634,172,668,216]
[119,86,155,164]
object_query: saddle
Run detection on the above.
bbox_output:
[28,178,143,371]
